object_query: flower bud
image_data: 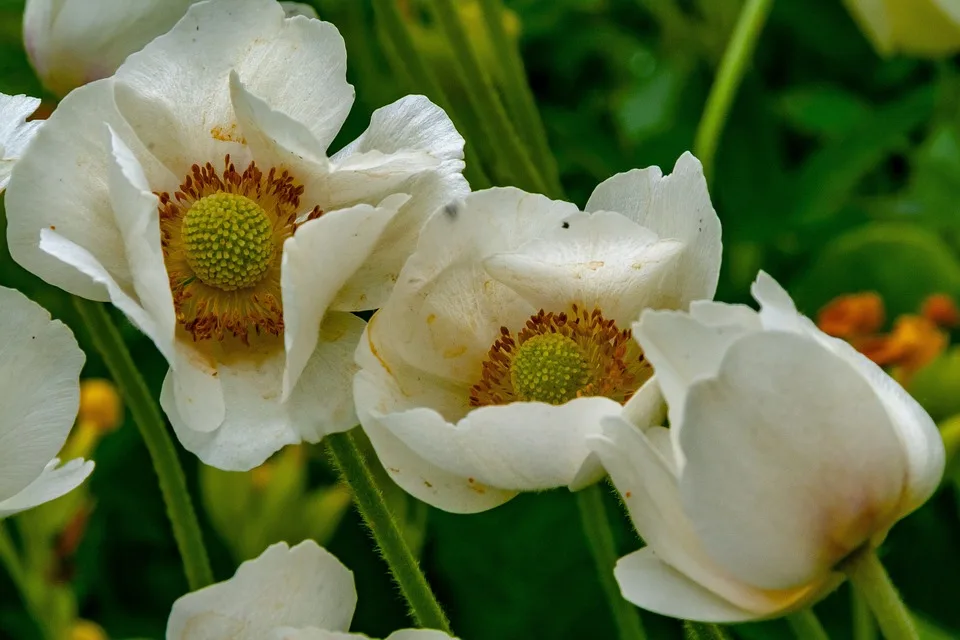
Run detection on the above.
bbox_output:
[843,0,960,58]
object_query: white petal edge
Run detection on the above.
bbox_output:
[0,458,94,519]
[0,93,42,191]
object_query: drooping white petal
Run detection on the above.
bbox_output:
[483,210,684,326]
[114,0,353,174]
[5,79,175,300]
[0,286,85,503]
[166,541,356,640]
[679,331,908,590]
[369,188,574,386]
[584,152,721,309]
[0,458,94,519]
[164,312,361,471]
[0,92,41,191]
[281,197,405,400]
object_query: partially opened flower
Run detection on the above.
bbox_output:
[843,0,960,58]
[0,92,42,191]
[6,0,467,470]
[355,153,720,513]
[589,272,945,622]
[0,286,92,518]
[166,540,454,640]
[23,0,318,97]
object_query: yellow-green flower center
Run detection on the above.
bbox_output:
[181,192,275,291]
[509,332,591,404]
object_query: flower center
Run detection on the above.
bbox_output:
[509,333,590,404]
[470,305,652,407]
[182,193,275,291]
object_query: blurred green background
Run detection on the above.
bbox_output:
[2,0,960,638]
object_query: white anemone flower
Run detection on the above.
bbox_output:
[6,0,467,471]
[588,272,945,622]
[166,540,455,640]
[0,286,92,518]
[355,153,721,513]
[0,92,42,192]
[23,0,318,97]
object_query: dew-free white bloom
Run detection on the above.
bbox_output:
[166,540,455,640]
[589,272,945,622]
[843,0,960,58]
[0,92,42,192]
[23,0,318,97]
[355,153,720,513]
[6,0,467,471]
[0,286,93,518]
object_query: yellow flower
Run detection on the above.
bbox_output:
[844,0,960,58]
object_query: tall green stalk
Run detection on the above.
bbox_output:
[326,429,452,633]
[843,548,918,640]
[72,298,213,591]
[787,609,831,640]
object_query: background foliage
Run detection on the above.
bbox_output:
[1,0,960,638]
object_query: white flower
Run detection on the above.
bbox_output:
[355,153,720,513]
[0,92,42,192]
[6,0,467,471]
[0,286,92,518]
[166,540,456,640]
[23,0,319,97]
[588,271,945,622]
[843,0,960,58]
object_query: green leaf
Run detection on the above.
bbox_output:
[778,85,871,138]
[908,349,960,423]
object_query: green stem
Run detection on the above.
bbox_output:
[370,0,491,189]
[430,0,550,195]
[842,548,918,640]
[575,485,646,640]
[326,429,452,633]
[476,0,563,197]
[787,609,831,640]
[0,524,53,640]
[852,588,878,640]
[684,622,735,640]
[72,298,213,591]
[692,0,773,181]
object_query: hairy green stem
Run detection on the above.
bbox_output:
[576,485,646,640]
[843,548,918,640]
[684,621,735,640]
[72,298,213,591]
[787,609,831,640]
[693,0,773,180]
[0,524,54,639]
[326,429,452,633]
[852,588,878,640]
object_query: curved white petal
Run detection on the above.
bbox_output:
[584,152,721,309]
[679,331,907,590]
[0,458,94,518]
[0,286,84,502]
[0,93,42,191]
[483,210,684,326]
[166,540,356,640]
[114,0,352,173]
[5,79,175,300]
[368,187,574,385]
[281,198,404,399]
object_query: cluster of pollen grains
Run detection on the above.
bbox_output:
[157,155,324,343]
[470,305,651,407]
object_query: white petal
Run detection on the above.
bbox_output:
[23,0,197,96]
[280,3,319,19]
[115,0,352,173]
[688,300,762,329]
[483,210,684,326]
[382,396,622,492]
[0,458,94,518]
[0,93,41,191]
[281,198,404,400]
[584,152,721,309]
[164,313,361,471]
[355,334,516,513]
[386,632,457,640]
[166,540,356,640]
[269,630,455,640]
[5,79,175,300]
[621,377,667,432]
[679,331,908,590]
[0,286,84,502]
[369,188,574,385]
[614,548,760,623]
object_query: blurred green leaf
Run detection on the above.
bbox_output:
[908,349,960,423]
[777,85,871,138]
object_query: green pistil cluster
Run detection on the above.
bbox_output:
[510,333,590,404]
[182,192,275,291]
